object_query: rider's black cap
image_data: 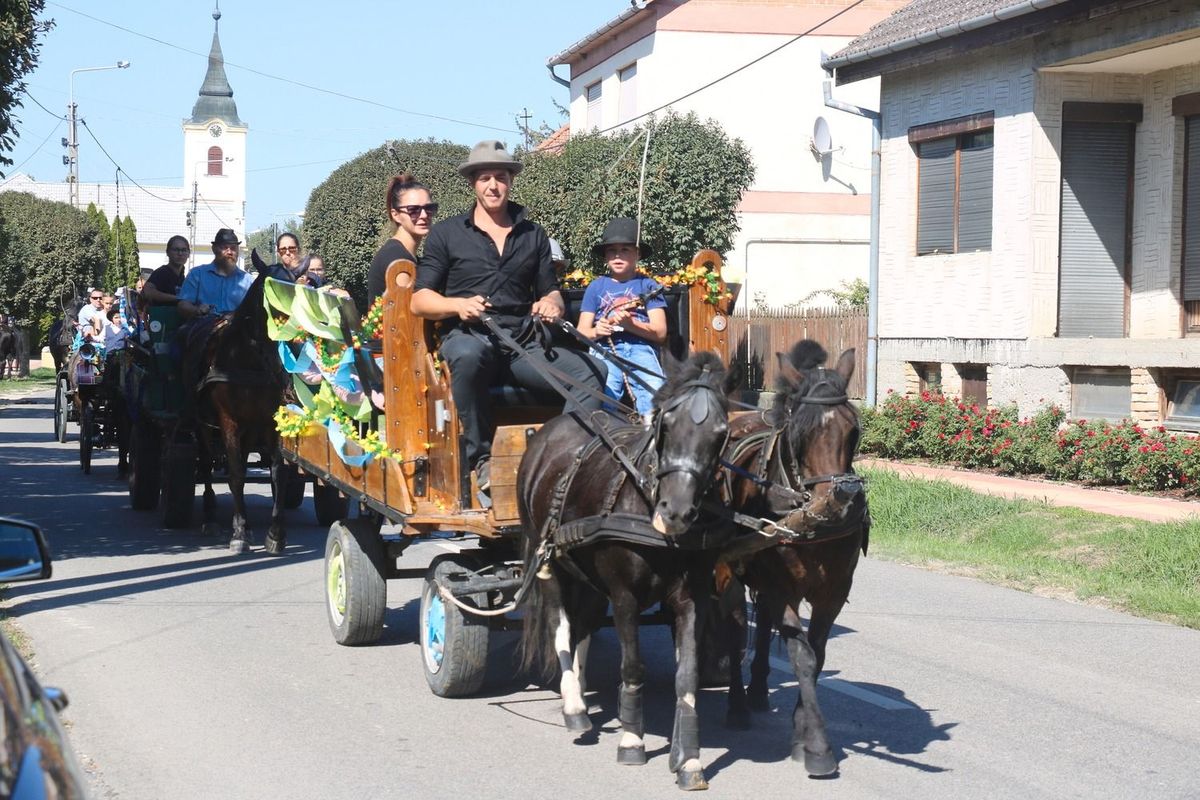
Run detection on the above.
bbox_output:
[212,228,241,247]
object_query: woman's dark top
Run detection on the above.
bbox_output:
[367,238,416,307]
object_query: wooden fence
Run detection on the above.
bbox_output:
[726,307,868,399]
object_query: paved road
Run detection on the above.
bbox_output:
[2,390,1198,799]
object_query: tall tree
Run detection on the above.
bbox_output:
[117,215,139,288]
[0,1,54,174]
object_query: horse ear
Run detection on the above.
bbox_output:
[835,348,856,383]
[722,357,744,397]
[776,351,802,387]
[250,248,268,273]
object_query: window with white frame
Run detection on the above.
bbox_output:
[911,112,994,256]
[1071,368,1131,421]
[618,63,637,123]
[586,81,602,130]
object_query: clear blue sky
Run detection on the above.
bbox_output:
[5,1,619,233]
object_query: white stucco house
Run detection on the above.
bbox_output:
[0,8,247,274]
[823,0,1200,429]
[547,0,906,308]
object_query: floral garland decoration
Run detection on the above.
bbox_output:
[559,264,731,307]
[274,405,402,462]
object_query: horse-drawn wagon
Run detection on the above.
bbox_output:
[271,251,737,696]
[52,335,127,475]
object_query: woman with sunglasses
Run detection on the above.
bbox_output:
[367,173,437,307]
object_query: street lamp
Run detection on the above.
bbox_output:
[66,60,131,208]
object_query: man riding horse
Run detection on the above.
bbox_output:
[177,228,255,426]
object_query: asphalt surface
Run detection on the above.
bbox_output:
[2,389,1199,799]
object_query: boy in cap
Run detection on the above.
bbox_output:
[577,217,666,420]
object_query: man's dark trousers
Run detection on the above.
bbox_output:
[438,325,606,469]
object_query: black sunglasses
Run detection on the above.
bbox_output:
[397,203,438,219]
[90,295,103,300]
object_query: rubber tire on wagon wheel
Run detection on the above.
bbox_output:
[128,424,162,510]
[325,518,386,645]
[79,402,94,474]
[282,467,306,510]
[53,378,69,443]
[420,555,490,698]
[161,441,196,529]
[313,480,349,527]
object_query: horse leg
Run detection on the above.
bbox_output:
[607,589,647,766]
[222,422,250,553]
[746,594,774,712]
[264,449,287,555]
[116,396,130,477]
[667,582,707,790]
[724,588,751,730]
[553,602,591,733]
[198,431,220,537]
[781,604,837,776]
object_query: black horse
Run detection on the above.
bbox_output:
[715,340,866,777]
[519,352,738,791]
[0,326,17,379]
[48,292,85,377]
[189,263,289,553]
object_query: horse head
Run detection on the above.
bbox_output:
[769,340,863,529]
[649,351,739,536]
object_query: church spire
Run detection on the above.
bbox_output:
[190,2,243,126]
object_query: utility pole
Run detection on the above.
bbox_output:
[65,61,130,208]
[189,180,198,268]
[519,107,532,149]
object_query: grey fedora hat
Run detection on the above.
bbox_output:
[591,217,652,259]
[458,140,523,178]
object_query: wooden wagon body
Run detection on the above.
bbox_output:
[275,250,736,695]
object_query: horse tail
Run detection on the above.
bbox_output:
[516,478,559,682]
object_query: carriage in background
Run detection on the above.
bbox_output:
[271,251,736,696]
[52,331,127,475]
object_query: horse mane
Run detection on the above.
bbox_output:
[770,339,851,450]
[227,269,269,337]
[653,351,730,408]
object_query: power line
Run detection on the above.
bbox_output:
[0,120,64,184]
[597,0,868,135]
[78,118,186,203]
[47,1,520,135]
[21,92,67,121]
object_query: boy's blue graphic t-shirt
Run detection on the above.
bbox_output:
[580,274,666,344]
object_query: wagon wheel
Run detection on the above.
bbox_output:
[313,480,349,527]
[53,377,69,444]
[283,467,306,510]
[79,401,94,474]
[420,554,490,698]
[161,440,196,529]
[128,424,162,511]
[325,518,386,645]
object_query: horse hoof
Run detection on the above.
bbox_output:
[202,522,221,537]
[617,746,646,765]
[675,768,708,791]
[563,712,592,732]
[793,745,838,777]
[264,535,286,556]
[229,538,249,555]
[725,708,751,731]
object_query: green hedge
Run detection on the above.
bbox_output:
[861,390,1200,493]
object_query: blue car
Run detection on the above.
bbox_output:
[0,518,90,798]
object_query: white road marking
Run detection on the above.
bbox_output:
[767,655,912,711]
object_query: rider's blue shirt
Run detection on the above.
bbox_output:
[178,261,255,314]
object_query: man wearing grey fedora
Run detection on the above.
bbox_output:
[413,140,605,493]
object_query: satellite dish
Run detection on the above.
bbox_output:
[811,117,833,158]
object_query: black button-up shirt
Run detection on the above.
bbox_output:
[415,201,558,317]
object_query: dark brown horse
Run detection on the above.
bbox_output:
[191,265,289,553]
[519,352,738,791]
[716,340,866,777]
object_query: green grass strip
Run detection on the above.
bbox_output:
[862,468,1200,629]
[0,366,56,396]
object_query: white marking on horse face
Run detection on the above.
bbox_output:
[619,732,644,749]
[652,512,667,533]
[822,408,838,425]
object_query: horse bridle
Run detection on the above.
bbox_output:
[649,373,731,501]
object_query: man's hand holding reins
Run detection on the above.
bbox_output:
[456,295,490,322]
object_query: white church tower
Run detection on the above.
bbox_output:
[181,4,247,259]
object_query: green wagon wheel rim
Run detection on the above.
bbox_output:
[326,542,346,625]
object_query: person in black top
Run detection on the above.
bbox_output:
[263,232,304,283]
[367,173,434,307]
[141,235,190,306]
[412,140,605,492]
